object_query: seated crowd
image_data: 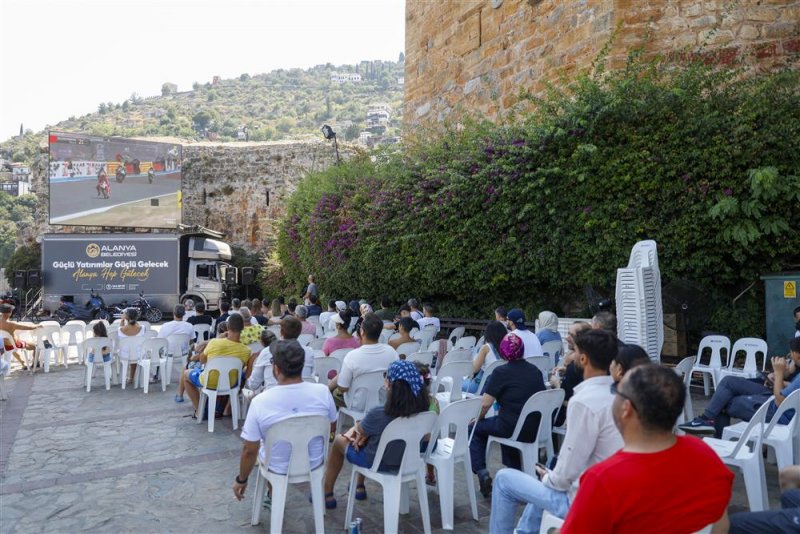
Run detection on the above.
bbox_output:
[6,285,796,533]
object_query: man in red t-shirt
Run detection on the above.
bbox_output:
[561,365,733,534]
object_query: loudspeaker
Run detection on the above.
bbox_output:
[13,270,26,289]
[27,270,42,287]
[225,267,238,285]
[241,267,255,286]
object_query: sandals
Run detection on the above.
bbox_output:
[355,484,367,501]
[174,395,185,403]
[325,492,337,509]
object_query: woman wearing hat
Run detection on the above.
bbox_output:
[322,359,430,509]
[468,332,546,498]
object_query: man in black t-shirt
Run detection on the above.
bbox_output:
[187,302,213,327]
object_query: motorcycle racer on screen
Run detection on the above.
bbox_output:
[96,167,111,199]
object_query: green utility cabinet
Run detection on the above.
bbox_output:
[761,272,800,355]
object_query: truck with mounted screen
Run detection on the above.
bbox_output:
[41,233,233,316]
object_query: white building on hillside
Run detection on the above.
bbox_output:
[330,72,362,84]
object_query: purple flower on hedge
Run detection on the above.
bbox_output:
[681,174,691,183]
[512,139,525,147]
[582,206,593,214]
[724,188,733,196]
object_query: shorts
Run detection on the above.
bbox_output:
[346,445,371,468]
[188,368,204,388]
[3,340,24,351]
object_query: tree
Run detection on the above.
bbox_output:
[98,102,108,114]
[192,81,201,90]
[240,73,250,81]
[344,123,361,141]
[192,110,215,131]
[161,82,177,96]
[122,100,130,111]
[4,244,40,286]
[398,52,405,62]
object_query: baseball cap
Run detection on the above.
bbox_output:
[507,308,528,330]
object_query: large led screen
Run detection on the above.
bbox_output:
[48,132,182,228]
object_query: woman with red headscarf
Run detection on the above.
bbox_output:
[468,332,546,498]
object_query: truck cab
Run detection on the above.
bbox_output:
[181,236,232,311]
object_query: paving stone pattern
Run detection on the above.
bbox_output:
[0,354,783,533]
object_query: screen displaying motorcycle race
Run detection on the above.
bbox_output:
[48,132,182,228]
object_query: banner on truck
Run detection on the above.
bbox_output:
[43,238,178,295]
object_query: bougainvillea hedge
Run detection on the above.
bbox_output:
[274,56,800,329]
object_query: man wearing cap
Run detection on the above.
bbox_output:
[0,303,40,369]
[505,309,543,357]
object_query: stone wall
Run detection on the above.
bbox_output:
[26,140,350,253]
[405,0,800,125]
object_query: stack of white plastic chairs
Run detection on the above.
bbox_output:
[615,240,664,363]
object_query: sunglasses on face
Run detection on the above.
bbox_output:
[610,382,638,411]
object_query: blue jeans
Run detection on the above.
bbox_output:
[703,376,771,437]
[490,468,570,534]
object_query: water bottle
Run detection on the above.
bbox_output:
[355,518,363,533]
[349,521,359,534]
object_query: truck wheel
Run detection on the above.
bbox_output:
[145,307,163,323]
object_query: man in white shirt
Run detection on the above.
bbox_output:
[408,298,424,321]
[416,303,441,333]
[489,329,623,533]
[328,313,398,408]
[505,308,543,357]
[233,339,337,501]
[319,299,338,335]
[157,304,195,340]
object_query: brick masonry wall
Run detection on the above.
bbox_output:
[26,140,349,253]
[405,0,800,125]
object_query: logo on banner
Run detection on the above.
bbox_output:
[86,243,100,258]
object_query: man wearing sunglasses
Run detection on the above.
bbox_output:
[561,365,732,533]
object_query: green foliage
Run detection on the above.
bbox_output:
[0,193,35,268]
[276,57,800,320]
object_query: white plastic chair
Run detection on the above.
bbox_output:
[541,340,562,367]
[432,360,472,408]
[396,341,421,359]
[330,348,354,363]
[408,350,435,367]
[87,318,110,332]
[717,338,768,382]
[425,398,482,530]
[415,326,437,350]
[165,333,191,386]
[379,328,394,345]
[722,389,800,471]
[35,325,63,373]
[297,333,315,347]
[309,337,326,350]
[344,411,438,534]
[193,323,212,343]
[442,348,473,364]
[428,339,453,353]
[250,415,331,533]
[83,337,113,392]
[703,398,770,511]
[1,330,18,398]
[673,355,697,424]
[116,336,146,389]
[61,321,87,365]
[196,357,243,432]
[471,358,507,397]
[540,510,564,533]
[448,327,465,345]
[455,336,476,350]
[267,325,282,337]
[486,388,565,471]
[313,356,341,383]
[138,338,169,393]
[336,369,385,435]
[526,356,554,383]
[690,335,731,396]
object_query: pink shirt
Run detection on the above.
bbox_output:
[322,335,360,356]
[301,321,317,335]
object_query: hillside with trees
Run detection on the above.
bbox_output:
[0,59,404,163]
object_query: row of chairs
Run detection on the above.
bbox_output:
[689,335,769,395]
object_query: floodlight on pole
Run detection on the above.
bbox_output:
[321,124,341,165]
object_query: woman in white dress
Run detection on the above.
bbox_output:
[463,320,506,393]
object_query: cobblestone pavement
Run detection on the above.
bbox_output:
[0,352,783,533]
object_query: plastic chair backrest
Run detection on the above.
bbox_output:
[165,333,191,357]
[202,356,243,392]
[61,323,86,344]
[728,338,768,373]
[449,327,465,344]
[674,356,696,378]
[117,336,145,361]
[193,323,211,342]
[541,340,562,365]
[396,342,421,358]
[307,316,321,326]
[345,369,385,412]
[696,335,731,368]
[37,325,61,346]
[764,389,800,438]
[314,356,341,381]
[426,397,482,458]
[248,342,262,354]
[379,329,393,345]
[267,325,282,337]
[415,326,437,346]
[526,356,553,377]
[296,334,314,347]
[728,397,771,458]
[443,348,472,364]
[509,389,565,443]
[142,337,169,361]
[263,415,331,478]
[433,361,473,402]
[83,337,112,360]
[408,351,434,367]
[138,321,151,332]
[477,359,507,395]
[330,348,353,363]
[455,336,476,350]
[39,320,61,328]
[310,337,326,350]
[370,411,437,476]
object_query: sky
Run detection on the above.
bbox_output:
[0,0,405,141]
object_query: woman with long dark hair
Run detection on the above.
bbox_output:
[464,320,507,393]
[322,359,429,508]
